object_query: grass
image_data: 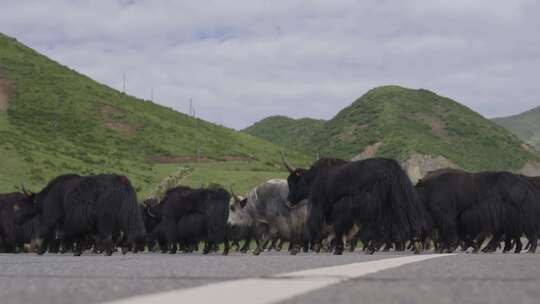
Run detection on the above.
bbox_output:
[493,106,540,150]
[180,161,288,195]
[245,86,538,171]
[0,32,309,195]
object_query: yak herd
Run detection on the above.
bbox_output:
[1,155,540,256]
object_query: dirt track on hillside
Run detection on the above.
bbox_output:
[0,77,13,112]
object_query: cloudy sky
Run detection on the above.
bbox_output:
[1,0,539,129]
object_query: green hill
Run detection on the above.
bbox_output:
[493,106,540,150]
[243,116,325,154]
[0,33,307,195]
[245,86,536,171]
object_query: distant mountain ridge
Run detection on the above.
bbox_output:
[493,106,540,150]
[245,86,537,172]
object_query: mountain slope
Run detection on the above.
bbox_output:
[0,33,307,194]
[245,86,536,171]
[244,116,325,154]
[493,106,540,150]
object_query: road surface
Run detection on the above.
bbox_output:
[0,251,539,304]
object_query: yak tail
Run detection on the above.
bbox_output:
[387,168,429,243]
[118,178,146,243]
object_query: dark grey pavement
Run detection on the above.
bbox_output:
[0,252,539,304]
[282,254,540,304]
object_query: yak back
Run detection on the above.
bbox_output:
[161,186,229,219]
[311,157,404,207]
[246,179,291,221]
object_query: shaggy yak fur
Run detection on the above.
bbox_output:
[157,186,231,255]
[0,192,38,252]
[416,169,540,253]
[285,157,429,255]
[14,174,146,255]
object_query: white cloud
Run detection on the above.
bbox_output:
[1,0,539,128]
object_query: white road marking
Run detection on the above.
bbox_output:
[103,254,454,304]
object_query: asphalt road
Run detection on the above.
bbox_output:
[0,251,539,304]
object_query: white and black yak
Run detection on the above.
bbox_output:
[228,179,309,255]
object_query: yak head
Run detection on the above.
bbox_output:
[281,153,316,205]
[282,153,347,205]
[227,189,251,226]
[13,185,38,224]
[140,198,161,231]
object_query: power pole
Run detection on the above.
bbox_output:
[122,74,126,93]
[150,88,154,102]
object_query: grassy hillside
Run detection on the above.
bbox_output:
[493,106,540,150]
[244,116,324,155]
[245,86,536,171]
[0,33,308,196]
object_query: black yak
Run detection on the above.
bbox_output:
[417,169,540,253]
[14,174,146,256]
[282,155,429,255]
[0,192,38,252]
[159,186,230,255]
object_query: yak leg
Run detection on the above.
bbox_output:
[527,235,537,253]
[482,233,501,253]
[162,219,178,254]
[97,215,115,256]
[253,224,270,256]
[382,242,392,252]
[302,241,309,253]
[253,233,270,256]
[37,218,62,255]
[349,239,358,252]
[240,236,251,253]
[223,239,230,256]
[267,237,278,252]
[503,235,514,253]
[332,223,349,256]
[472,234,486,254]
[276,239,284,252]
[514,236,523,254]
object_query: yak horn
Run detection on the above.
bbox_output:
[281,151,296,173]
[21,184,33,197]
[230,188,242,203]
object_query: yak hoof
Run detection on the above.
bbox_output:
[333,249,343,255]
[413,242,423,254]
[121,247,129,255]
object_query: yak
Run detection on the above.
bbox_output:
[0,191,38,252]
[282,155,429,255]
[228,179,309,255]
[158,186,230,255]
[416,169,540,253]
[14,174,146,256]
